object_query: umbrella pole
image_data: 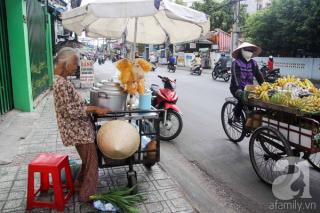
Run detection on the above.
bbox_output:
[132,17,138,60]
[128,17,139,110]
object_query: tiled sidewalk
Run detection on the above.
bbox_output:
[0,93,194,213]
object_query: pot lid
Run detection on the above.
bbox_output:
[98,81,125,95]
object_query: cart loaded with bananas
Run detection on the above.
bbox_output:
[222,75,320,185]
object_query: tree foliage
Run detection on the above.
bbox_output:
[244,0,320,56]
[174,0,187,6]
[192,0,247,32]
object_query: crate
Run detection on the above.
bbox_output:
[262,116,320,153]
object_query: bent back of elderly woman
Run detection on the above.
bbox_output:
[53,47,110,202]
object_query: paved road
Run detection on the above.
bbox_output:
[94,61,320,213]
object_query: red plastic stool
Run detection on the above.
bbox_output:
[27,153,75,211]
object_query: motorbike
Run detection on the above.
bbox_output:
[98,55,105,65]
[212,62,231,82]
[260,62,280,83]
[150,75,183,141]
[167,63,176,72]
[190,63,202,75]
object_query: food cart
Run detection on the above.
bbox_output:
[91,108,163,192]
[221,78,320,185]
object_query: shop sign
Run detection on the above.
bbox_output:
[190,43,196,49]
[211,44,219,50]
[80,59,94,86]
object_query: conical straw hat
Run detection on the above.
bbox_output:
[232,42,262,59]
[97,120,140,160]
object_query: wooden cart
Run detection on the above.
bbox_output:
[221,97,320,185]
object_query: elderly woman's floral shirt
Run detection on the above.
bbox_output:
[53,76,95,146]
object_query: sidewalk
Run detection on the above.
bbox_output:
[0,91,195,212]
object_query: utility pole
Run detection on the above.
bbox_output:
[231,0,241,53]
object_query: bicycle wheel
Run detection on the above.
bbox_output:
[221,101,246,143]
[249,126,294,185]
[307,152,320,172]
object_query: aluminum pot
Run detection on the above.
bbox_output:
[90,87,100,106]
[90,82,127,111]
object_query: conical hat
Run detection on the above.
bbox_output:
[97,120,140,160]
[232,42,262,59]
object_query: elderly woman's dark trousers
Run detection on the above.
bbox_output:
[75,143,98,202]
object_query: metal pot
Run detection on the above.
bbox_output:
[90,82,127,111]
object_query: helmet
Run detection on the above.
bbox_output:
[269,55,273,59]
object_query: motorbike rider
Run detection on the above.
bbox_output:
[230,42,264,121]
[216,53,228,75]
[149,52,157,64]
[149,52,157,71]
[135,52,141,59]
[168,54,176,67]
[191,53,201,70]
[267,55,274,71]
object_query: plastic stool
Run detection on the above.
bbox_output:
[27,153,75,211]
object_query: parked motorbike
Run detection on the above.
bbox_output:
[150,75,183,141]
[260,62,280,83]
[167,63,176,73]
[190,64,202,75]
[212,62,231,82]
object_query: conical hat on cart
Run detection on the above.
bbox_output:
[97,120,140,160]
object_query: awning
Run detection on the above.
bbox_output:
[48,3,66,19]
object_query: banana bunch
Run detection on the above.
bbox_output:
[299,96,320,113]
[303,79,314,88]
[255,82,272,95]
[288,97,304,108]
[276,77,288,87]
[275,75,299,87]
[297,79,314,89]
[259,91,269,102]
[309,86,318,94]
[280,92,291,105]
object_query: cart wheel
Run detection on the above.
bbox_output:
[221,101,246,143]
[127,173,138,194]
[249,126,294,185]
[307,153,320,172]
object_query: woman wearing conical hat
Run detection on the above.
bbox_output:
[230,42,265,121]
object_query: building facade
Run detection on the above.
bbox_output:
[0,0,54,115]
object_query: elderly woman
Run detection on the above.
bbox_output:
[53,47,110,202]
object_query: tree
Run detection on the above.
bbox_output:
[174,0,186,6]
[244,0,320,56]
[192,0,248,32]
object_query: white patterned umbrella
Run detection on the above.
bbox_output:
[61,0,210,45]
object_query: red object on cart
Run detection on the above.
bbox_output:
[27,153,74,211]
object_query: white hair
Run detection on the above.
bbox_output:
[54,47,79,66]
